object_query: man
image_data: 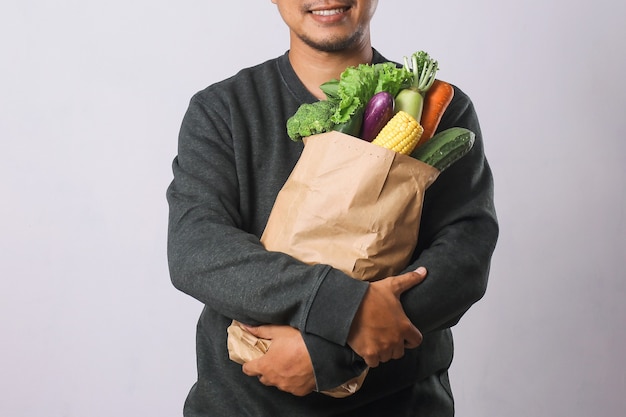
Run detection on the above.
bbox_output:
[166,1,498,416]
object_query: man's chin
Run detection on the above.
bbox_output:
[299,32,364,53]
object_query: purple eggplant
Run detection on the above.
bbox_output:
[360,91,395,142]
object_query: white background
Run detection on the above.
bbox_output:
[1,1,624,416]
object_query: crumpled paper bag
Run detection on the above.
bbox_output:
[227,131,439,397]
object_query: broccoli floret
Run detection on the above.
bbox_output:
[286,100,337,141]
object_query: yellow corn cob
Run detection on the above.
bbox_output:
[371,110,423,155]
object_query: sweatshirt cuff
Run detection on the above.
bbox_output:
[302,332,368,391]
[304,268,369,345]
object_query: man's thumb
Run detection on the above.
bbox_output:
[393,267,428,295]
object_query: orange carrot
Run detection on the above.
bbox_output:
[417,79,455,146]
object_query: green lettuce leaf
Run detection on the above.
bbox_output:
[322,62,412,125]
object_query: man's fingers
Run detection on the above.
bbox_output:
[403,324,423,349]
[362,327,422,368]
[363,345,406,367]
[391,345,405,361]
[391,267,428,296]
[241,323,274,340]
[364,356,380,368]
[242,359,261,377]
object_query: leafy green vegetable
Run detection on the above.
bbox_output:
[394,50,439,121]
[374,62,413,98]
[285,60,413,140]
[329,64,377,125]
[403,50,438,94]
[286,100,337,141]
[319,79,339,101]
[324,63,411,126]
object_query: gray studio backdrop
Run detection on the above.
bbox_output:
[1,1,624,416]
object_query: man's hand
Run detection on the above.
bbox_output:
[347,267,427,368]
[241,324,316,396]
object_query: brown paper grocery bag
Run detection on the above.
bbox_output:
[227,131,440,397]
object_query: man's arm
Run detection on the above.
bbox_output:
[398,86,499,333]
[240,269,428,394]
[167,92,368,342]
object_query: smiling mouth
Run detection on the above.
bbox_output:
[310,7,349,16]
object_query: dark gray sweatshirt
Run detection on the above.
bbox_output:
[166,50,498,416]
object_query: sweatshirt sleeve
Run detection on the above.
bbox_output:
[302,332,368,392]
[166,92,367,345]
[399,86,499,333]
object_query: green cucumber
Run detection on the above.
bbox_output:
[410,127,475,172]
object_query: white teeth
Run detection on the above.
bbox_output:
[311,8,345,16]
